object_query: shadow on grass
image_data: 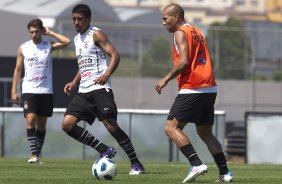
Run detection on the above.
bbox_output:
[117,171,169,175]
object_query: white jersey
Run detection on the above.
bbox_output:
[74,26,111,93]
[21,40,53,94]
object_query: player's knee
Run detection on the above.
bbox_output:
[164,125,174,137]
[62,115,78,132]
[61,122,68,132]
[103,120,118,133]
[62,120,74,133]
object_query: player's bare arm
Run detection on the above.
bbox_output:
[64,70,81,96]
[156,30,189,94]
[11,46,24,104]
[93,30,120,85]
[44,27,71,50]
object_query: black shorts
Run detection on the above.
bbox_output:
[21,93,53,117]
[167,93,217,125]
[64,88,118,125]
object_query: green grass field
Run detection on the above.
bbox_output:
[1,158,282,184]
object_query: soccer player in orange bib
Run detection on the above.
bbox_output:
[155,3,233,183]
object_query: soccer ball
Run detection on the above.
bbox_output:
[92,157,117,180]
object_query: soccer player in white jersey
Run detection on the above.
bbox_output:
[61,4,144,175]
[11,19,71,163]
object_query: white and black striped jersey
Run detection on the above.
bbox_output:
[74,26,111,93]
[21,40,53,94]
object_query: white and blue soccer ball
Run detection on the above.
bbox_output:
[92,157,117,180]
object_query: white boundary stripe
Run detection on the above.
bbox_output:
[0,107,225,115]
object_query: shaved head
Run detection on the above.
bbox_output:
[163,3,185,21]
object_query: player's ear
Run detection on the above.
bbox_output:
[43,27,47,34]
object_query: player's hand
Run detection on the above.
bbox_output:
[155,79,168,95]
[43,27,51,35]
[94,74,109,85]
[11,92,20,105]
[64,82,76,96]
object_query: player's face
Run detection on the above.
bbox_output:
[29,26,43,44]
[162,10,177,33]
[72,13,91,34]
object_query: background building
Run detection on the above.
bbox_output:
[105,0,282,25]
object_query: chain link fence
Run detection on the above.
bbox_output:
[2,21,282,121]
[55,20,282,81]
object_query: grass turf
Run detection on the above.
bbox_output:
[1,158,282,184]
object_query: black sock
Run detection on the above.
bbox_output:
[213,152,228,175]
[111,127,140,165]
[27,128,38,156]
[180,144,202,166]
[67,125,108,154]
[37,130,46,157]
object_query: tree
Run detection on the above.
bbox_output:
[141,36,172,77]
[273,69,282,81]
[206,17,252,79]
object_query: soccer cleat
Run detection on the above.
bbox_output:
[27,155,40,164]
[216,171,233,182]
[129,163,145,175]
[182,164,208,183]
[100,146,117,159]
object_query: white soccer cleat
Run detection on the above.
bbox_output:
[27,155,40,164]
[182,164,208,183]
[216,171,233,182]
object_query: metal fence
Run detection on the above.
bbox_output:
[55,21,282,81]
[0,78,14,107]
[0,108,226,163]
[2,22,282,122]
[245,112,282,164]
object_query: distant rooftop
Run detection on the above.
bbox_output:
[0,0,81,17]
[0,0,120,27]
